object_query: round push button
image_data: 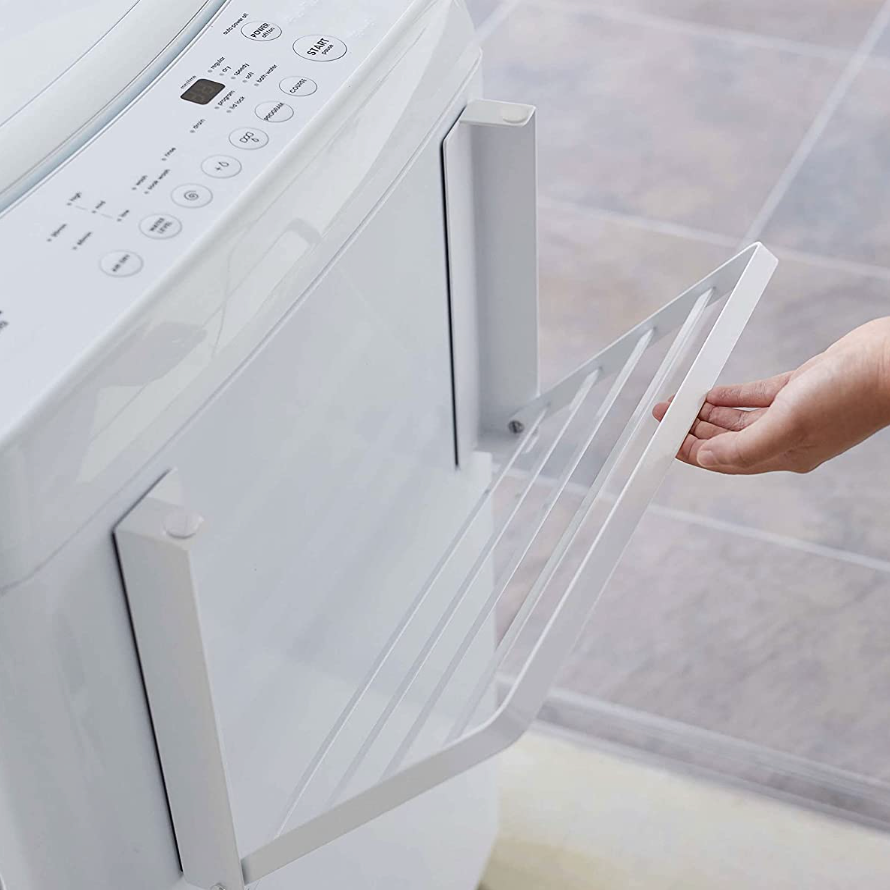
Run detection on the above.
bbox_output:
[279,76,318,97]
[229,127,269,150]
[293,35,347,61]
[139,213,182,239]
[501,105,531,124]
[202,155,242,178]
[241,21,281,41]
[171,184,213,208]
[100,250,143,277]
[255,100,294,123]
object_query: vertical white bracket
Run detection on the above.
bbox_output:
[443,100,540,463]
[115,471,244,890]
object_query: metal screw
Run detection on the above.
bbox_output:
[508,420,525,435]
[211,884,227,890]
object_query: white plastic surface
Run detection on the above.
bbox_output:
[116,474,244,890]
[444,100,540,463]
[0,0,446,445]
[0,6,494,890]
[112,106,498,890]
[0,0,480,588]
[1,1,168,123]
[0,0,225,206]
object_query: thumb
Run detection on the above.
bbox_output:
[696,405,798,473]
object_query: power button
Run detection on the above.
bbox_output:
[171,184,213,208]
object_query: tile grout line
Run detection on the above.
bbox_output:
[645,501,890,576]
[539,194,890,282]
[529,719,890,839]
[484,0,890,72]
[768,243,890,282]
[539,195,739,248]
[517,684,890,790]
[742,0,890,244]
[481,0,890,276]
[522,688,890,802]
[522,0,857,62]
[508,468,890,576]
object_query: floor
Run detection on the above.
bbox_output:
[464,0,890,828]
[481,730,890,889]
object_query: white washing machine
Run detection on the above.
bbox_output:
[0,2,777,889]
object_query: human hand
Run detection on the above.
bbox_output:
[652,318,890,475]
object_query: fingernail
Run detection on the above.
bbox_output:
[698,448,717,467]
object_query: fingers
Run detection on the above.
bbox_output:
[697,402,764,432]
[654,373,792,422]
[676,433,699,464]
[652,399,672,421]
[706,372,792,408]
[655,397,769,469]
[689,418,727,441]
[652,376,796,474]
[695,403,800,473]
[653,398,764,433]
[680,434,786,474]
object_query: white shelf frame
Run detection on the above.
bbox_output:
[116,240,776,888]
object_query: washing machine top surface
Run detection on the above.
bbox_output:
[0,0,196,125]
[0,0,224,205]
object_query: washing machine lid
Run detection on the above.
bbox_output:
[0,0,225,208]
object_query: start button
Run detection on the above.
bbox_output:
[293,35,347,61]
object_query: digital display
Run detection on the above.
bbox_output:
[181,78,225,105]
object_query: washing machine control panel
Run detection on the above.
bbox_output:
[0,0,454,436]
[0,0,475,446]
[0,0,417,279]
[19,13,364,276]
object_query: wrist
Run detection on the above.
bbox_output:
[878,320,890,424]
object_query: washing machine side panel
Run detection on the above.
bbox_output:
[0,547,181,890]
[0,54,492,890]
[0,560,497,890]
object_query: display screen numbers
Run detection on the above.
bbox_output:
[181,79,225,105]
